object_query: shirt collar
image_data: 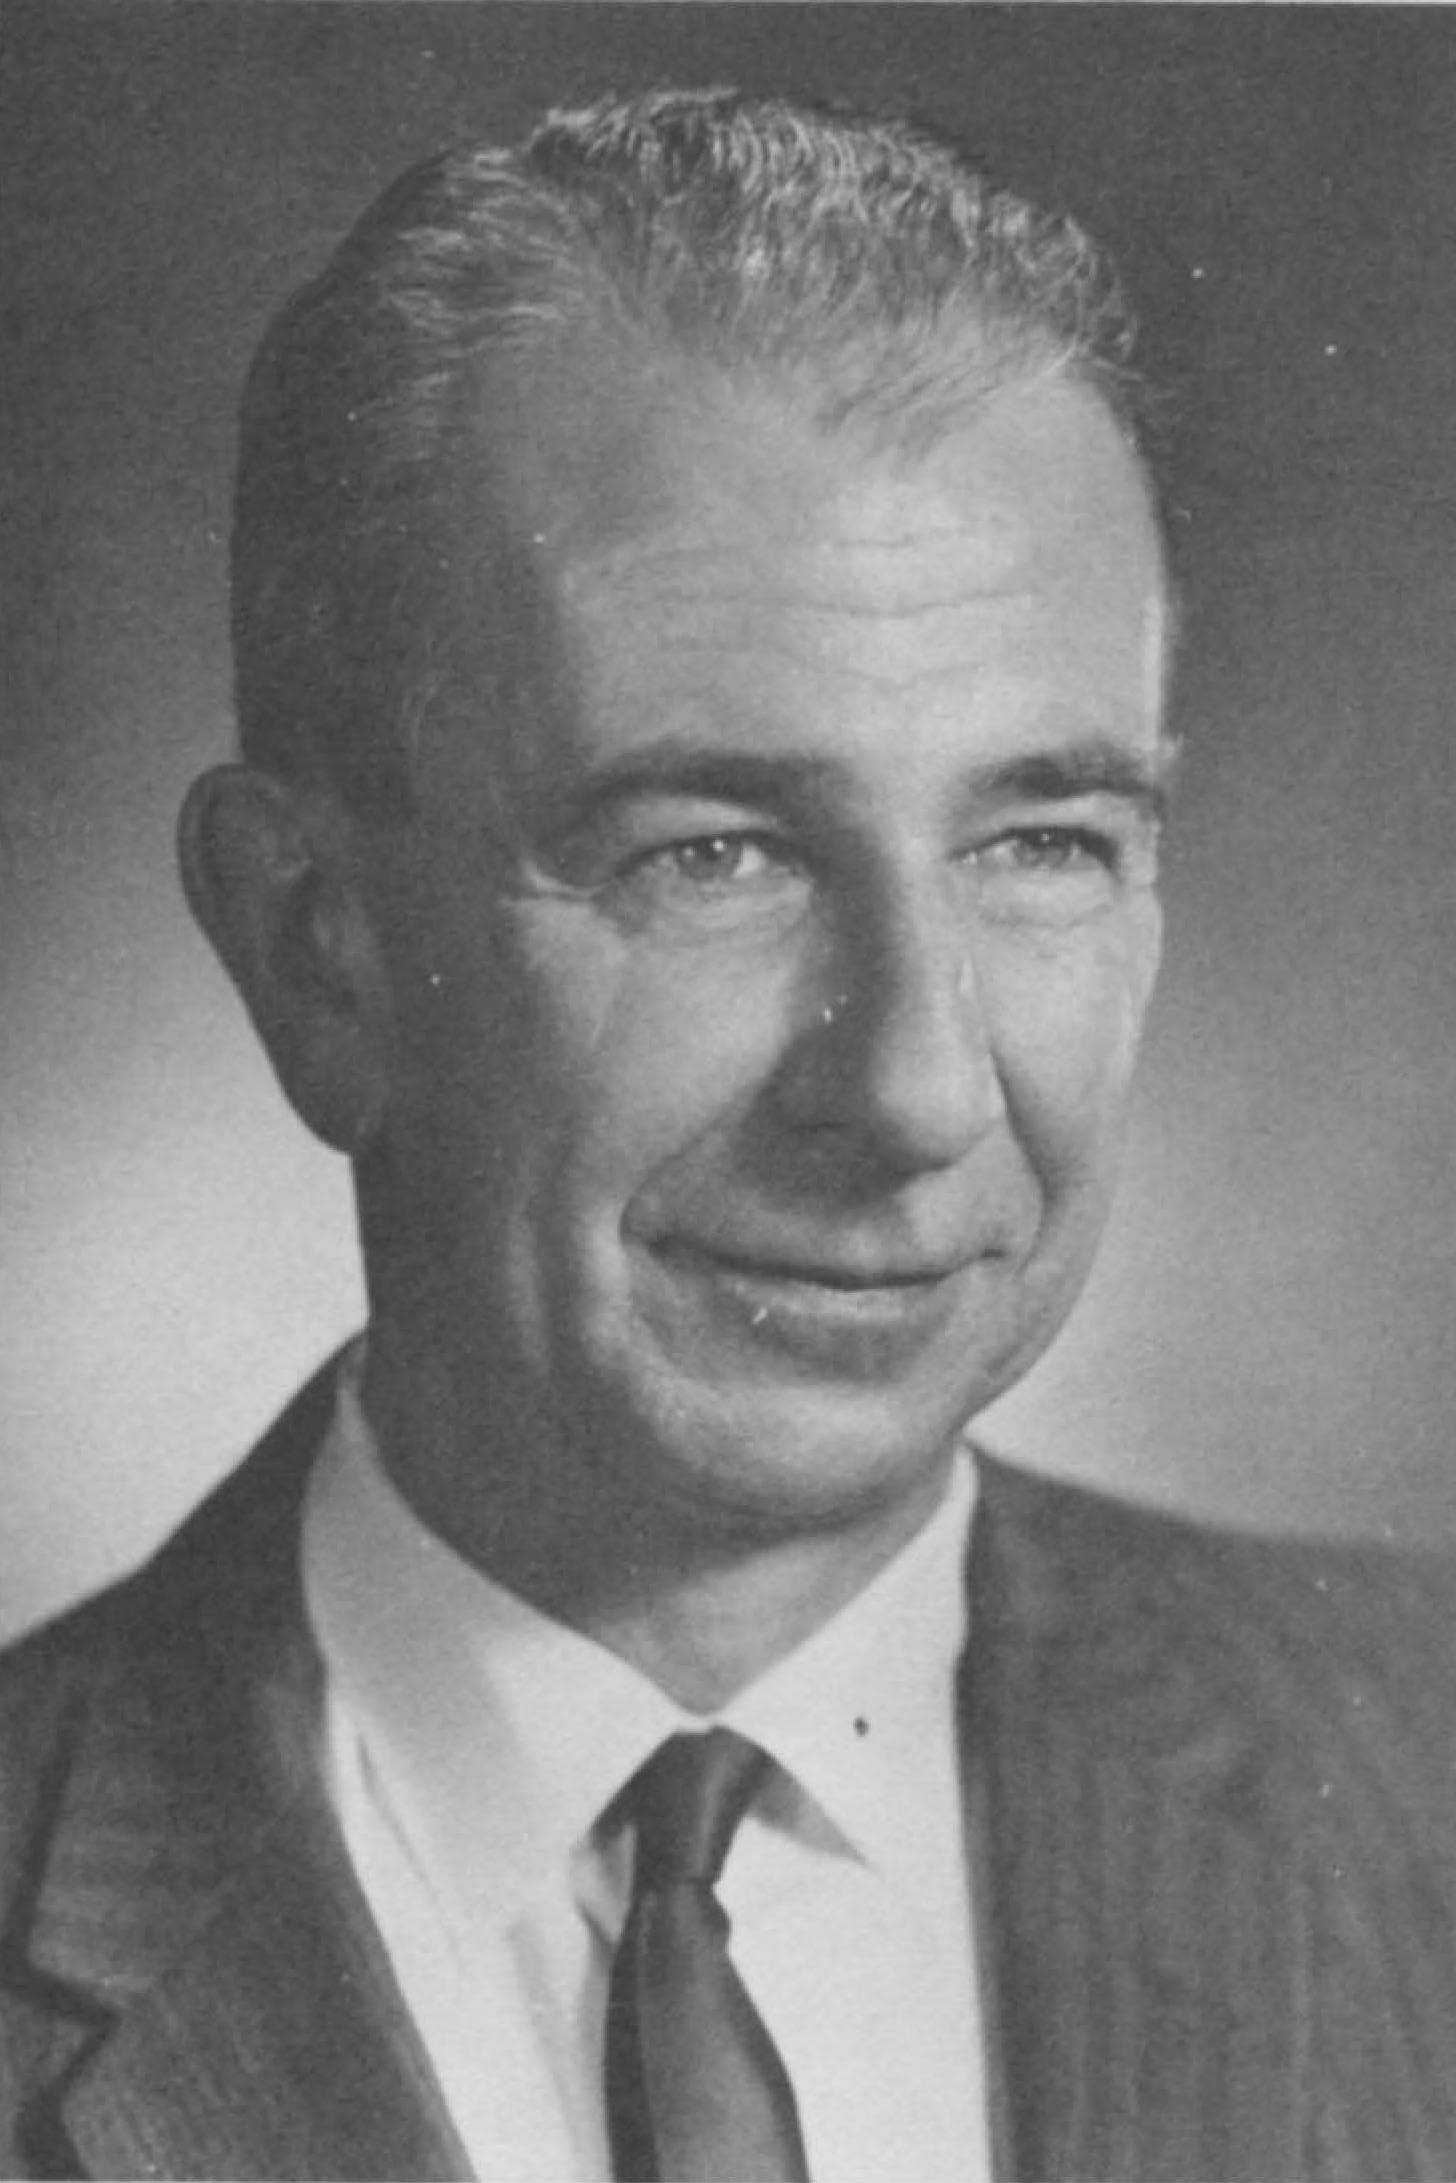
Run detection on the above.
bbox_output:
[721,1453,973,1920]
[304,1342,974,1936]
[305,1346,679,1932]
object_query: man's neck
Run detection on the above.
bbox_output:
[567,1484,957,1712]
[358,1330,959,1712]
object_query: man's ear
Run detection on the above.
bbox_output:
[178,765,394,1154]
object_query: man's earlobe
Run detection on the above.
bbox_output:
[178,765,393,1154]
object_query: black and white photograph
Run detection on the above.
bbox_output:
[2,6,1455,2177]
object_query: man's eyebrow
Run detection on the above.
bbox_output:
[541,742,841,828]
[973,739,1177,819]
[536,732,1177,830]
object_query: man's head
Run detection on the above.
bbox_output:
[184,90,1170,1625]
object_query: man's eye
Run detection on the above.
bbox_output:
[610,830,810,935]
[993,827,1112,873]
[971,822,1154,928]
[655,835,775,886]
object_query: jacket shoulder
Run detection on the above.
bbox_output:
[975,1450,1456,1824]
[977,1446,1454,1640]
[0,1358,339,1877]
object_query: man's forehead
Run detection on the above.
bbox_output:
[547,376,1168,697]
[427,351,1169,819]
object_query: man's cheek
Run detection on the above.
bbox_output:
[989,939,1145,1097]
[580,971,792,1149]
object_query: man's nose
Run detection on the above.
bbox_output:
[772,874,1006,1175]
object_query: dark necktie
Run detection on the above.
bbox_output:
[604,1728,811,2183]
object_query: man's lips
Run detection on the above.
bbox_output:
[635,1235,990,1374]
[649,1239,985,1289]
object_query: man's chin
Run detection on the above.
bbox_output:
[597,1358,982,1551]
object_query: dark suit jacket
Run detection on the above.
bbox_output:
[2,1364,1455,2182]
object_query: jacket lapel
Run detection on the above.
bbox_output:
[52,1799,470,2182]
[14,1366,472,2182]
[967,1457,1309,2183]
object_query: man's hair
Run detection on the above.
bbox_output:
[232,87,1145,818]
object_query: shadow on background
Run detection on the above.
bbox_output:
[3,3,1455,1642]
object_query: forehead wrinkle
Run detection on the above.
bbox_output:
[566,588,1161,723]
[596,576,1042,626]
[570,520,1043,621]
[569,618,1000,711]
[566,492,1162,645]
[563,554,1062,682]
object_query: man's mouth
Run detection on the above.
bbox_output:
[642,1237,990,1374]
[654,1236,979,1288]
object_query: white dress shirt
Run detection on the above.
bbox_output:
[303,1344,991,2182]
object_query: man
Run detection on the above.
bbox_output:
[1,87,1453,2183]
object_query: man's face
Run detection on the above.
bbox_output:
[368,371,1166,1555]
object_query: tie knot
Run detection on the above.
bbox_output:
[626,1729,769,1889]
